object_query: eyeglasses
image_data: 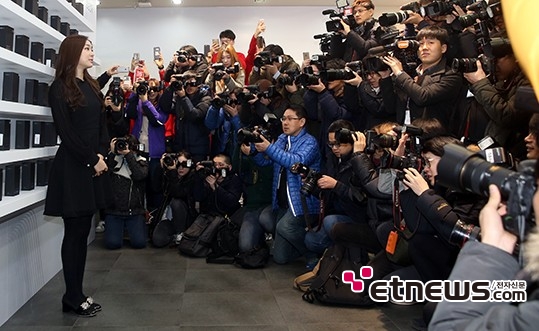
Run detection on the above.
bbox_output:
[423,157,438,168]
[327,142,341,149]
[280,116,301,122]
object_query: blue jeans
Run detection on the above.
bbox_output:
[104,214,147,249]
[238,205,274,252]
[273,208,317,264]
[305,214,356,255]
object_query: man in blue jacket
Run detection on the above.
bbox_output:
[251,104,321,268]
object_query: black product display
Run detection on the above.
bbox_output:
[5,164,21,197]
[36,159,50,186]
[24,0,38,16]
[0,119,11,150]
[30,41,44,63]
[21,162,36,191]
[44,48,56,67]
[15,34,29,57]
[50,15,61,31]
[37,82,49,106]
[2,72,20,102]
[69,29,79,36]
[73,2,84,15]
[60,22,70,36]
[25,79,38,105]
[32,121,43,147]
[42,122,57,146]
[0,26,14,51]
[38,7,48,24]
[15,120,30,149]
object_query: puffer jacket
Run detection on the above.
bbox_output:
[253,128,320,216]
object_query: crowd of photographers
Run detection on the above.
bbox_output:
[98,0,539,328]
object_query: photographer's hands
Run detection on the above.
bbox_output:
[463,60,487,84]
[382,56,404,76]
[317,175,337,190]
[402,168,429,196]
[254,133,270,153]
[352,131,366,153]
[479,185,517,254]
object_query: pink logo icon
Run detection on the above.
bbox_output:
[342,266,373,293]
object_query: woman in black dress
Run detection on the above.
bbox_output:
[45,35,117,317]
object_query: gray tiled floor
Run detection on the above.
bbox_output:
[0,235,425,330]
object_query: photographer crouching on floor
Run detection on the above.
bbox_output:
[103,135,148,249]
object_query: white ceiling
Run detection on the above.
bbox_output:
[97,0,400,9]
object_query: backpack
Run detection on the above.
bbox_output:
[234,243,270,269]
[301,243,373,306]
[178,214,223,257]
[206,217,241,264]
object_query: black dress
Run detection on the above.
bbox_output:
[45,74,113,218]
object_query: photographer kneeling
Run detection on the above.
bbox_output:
[303,120,375,256]
[103,135,148,249]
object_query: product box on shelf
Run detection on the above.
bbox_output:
[5,164,21,197]
[21,161,36,191]
[32,121,43,147]
[50,15,61,31]
[30,41,44,63]
[24,0,38,16]
[0,120,11,151]
[45,48,57,68]
[38,6,49,24]
[43,122,57,146]
[0,26,15,51]
[36,159,50,186]
[60,22,70,37]
[2,72,20,102]
[14,34,29,57]
[25,79,38,105]
[37,82,49,106]
[69,29,79,36]
[73,2,84,15]
[15,120,30,149]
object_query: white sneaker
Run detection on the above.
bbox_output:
[95,221,105,233]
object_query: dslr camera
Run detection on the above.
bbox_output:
[290,162,322,196]
[254,51,283,68]
[211,92,238,108]
[162,153,178,167]
[212,62,240,81]
[420,0,474,17]
[106,77,124,108]
[136,81,150,95]
[368,38,420,76]
[113,136,144,154]
[237,113,279,144]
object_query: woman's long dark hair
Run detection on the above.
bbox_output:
[55,35,102,110]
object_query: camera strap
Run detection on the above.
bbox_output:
[392,177,417,240]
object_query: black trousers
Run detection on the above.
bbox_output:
[61,215,93,308]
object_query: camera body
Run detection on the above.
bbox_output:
[368,39,420,76]
[254,51,283,68]
[114,137,129,154]
[364,130,399,154]
[313,33,332,54]
[211,92,238,108]
[276,69,301,87]
[197,160,228,178]
[323,9,357,33]
[107,76,124,108]
[420,0,474,17]
[162,153,178,167]
[136,81,149,95]
[295,66,320,88]
[290,162,322,196]
[237,113,279,145]
[212,62,240,81]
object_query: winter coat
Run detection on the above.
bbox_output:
[198,171,243,217]
[358,81,396,131]
[205,104,243,155]
[253,128,321,216]
[45,73,113,218]
[104,152,148,216]
[125,94,169,159]
[430,237,539,331]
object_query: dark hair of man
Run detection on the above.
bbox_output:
[287,104,307,120]
[416,25,449,46]
[328,119,355,133]
[354,0,375,10]
[422,136,462,157]
[529,114,539,138]
[177,150,192,160]
[214,153,231,166]
[264,44,284,56]
[411,117,447,140]
[55,34,102,109]
[179,45,198,56]
[219,29,236,41]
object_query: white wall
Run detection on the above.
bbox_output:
[95,5,401,78]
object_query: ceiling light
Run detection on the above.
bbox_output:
[172,0,182,4]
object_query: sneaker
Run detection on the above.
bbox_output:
[95,221,105,233]
[172,233,183,245]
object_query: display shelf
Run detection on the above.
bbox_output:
[0,100,52,118]
[39,0,93,33]
[0,48,55,82]
[0,146,58,166]
[0,0,65,49]
[0,186,47,220]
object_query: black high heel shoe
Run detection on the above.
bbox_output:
[62,301,98,317]
[86,296,102,312]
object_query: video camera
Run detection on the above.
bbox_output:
[237,113,279,144]
[254,51,283,68]
[313,33,332,54]
[378,1,421,27]
[290,162,322,196]
[212,62,240,81]
[368,39,420,77]
[419,0,474,17]
[322,8,358,33]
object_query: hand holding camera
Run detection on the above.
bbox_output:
[463,60,487,84]
[402,167,429,196]
[352,131,367,153]
[111,137,130,155]
[317,175,337,190]
[253,132,271,152]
